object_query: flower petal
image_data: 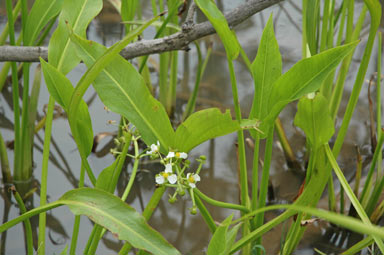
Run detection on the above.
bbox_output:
[179,152,188,159]
[155,174,165,184]
[194,174,201,182]
[168,174,177,184]
[166,151,175,158]
[164,163,173,173]
[189,182,196,188]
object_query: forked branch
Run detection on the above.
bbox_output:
[0,0,283,62]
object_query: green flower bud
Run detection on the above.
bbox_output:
[189,206,197,215]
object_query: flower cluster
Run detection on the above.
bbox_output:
[147,141,206,214]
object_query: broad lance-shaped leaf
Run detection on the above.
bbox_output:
[24,0,63,45]
[70,34,174,151]
[258,40,359,136]
[48,0,102,74]
[59,188,180,255]
[174,108,259,152]
[40,59,93,156]
[195,0,240,60]
[294,93,334,149]
[250,14,282,121]
[207,214,241,255]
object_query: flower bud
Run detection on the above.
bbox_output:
[189,206,197,215]
[168,196,177,204]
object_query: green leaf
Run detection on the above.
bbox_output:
[70,34,174,151]
[195,0,240,60]
[294,93,334,149]
[95,160,119,192]
[224,222,242,255]
[48,0,102,74]
[207,214,233,255]
[59,188,180,255]
[174,108,258,152]
[249,14,282,121]
[24,0,63,45]
[40,58,93,156]
[259,41,359,135]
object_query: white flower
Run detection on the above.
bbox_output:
[155,163,177,185]
[166,151,175,159]
[164,163,172,172]
[177,152,188,159]
[149,141,160,154]
[186,173,200,188]
[166,151,188,160]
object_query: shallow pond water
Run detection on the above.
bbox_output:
[0,0,382,254]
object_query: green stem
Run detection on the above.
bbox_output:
[275,118,297,167]
[329,5,367,119]
[325,144,384,253]
[11,187,33,255]
[359,130,384,203]
[0,0,21,45]
[332,2,379,157]
[20,63,30,180]
[83,226,97,254]
[69,162,85,254]
[251,133,260,213]
[254,128,274,246]
[194,188,249,213]
[377,32,382,176]
[227,56,250,253]
[0,202,62,233]
[122,138,140,201]
[0,132,12,183]
[37,96,55,255]
[5,0,21,181]
[166,50,178,114]
[182,43,212,120]
[110,132,132,191]
[194,193,217,233]
[88,226,103,255]
[227,58,249,208]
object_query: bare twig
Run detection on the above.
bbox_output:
[0,0,283,62]
[184,1,197,27]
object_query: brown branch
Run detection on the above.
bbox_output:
[0,0,283,62]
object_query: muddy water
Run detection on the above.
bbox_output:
[0,1,380,254]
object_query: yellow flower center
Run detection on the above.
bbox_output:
[176,152,181,158]
[162,172,169,178]
[188,175,195,183]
